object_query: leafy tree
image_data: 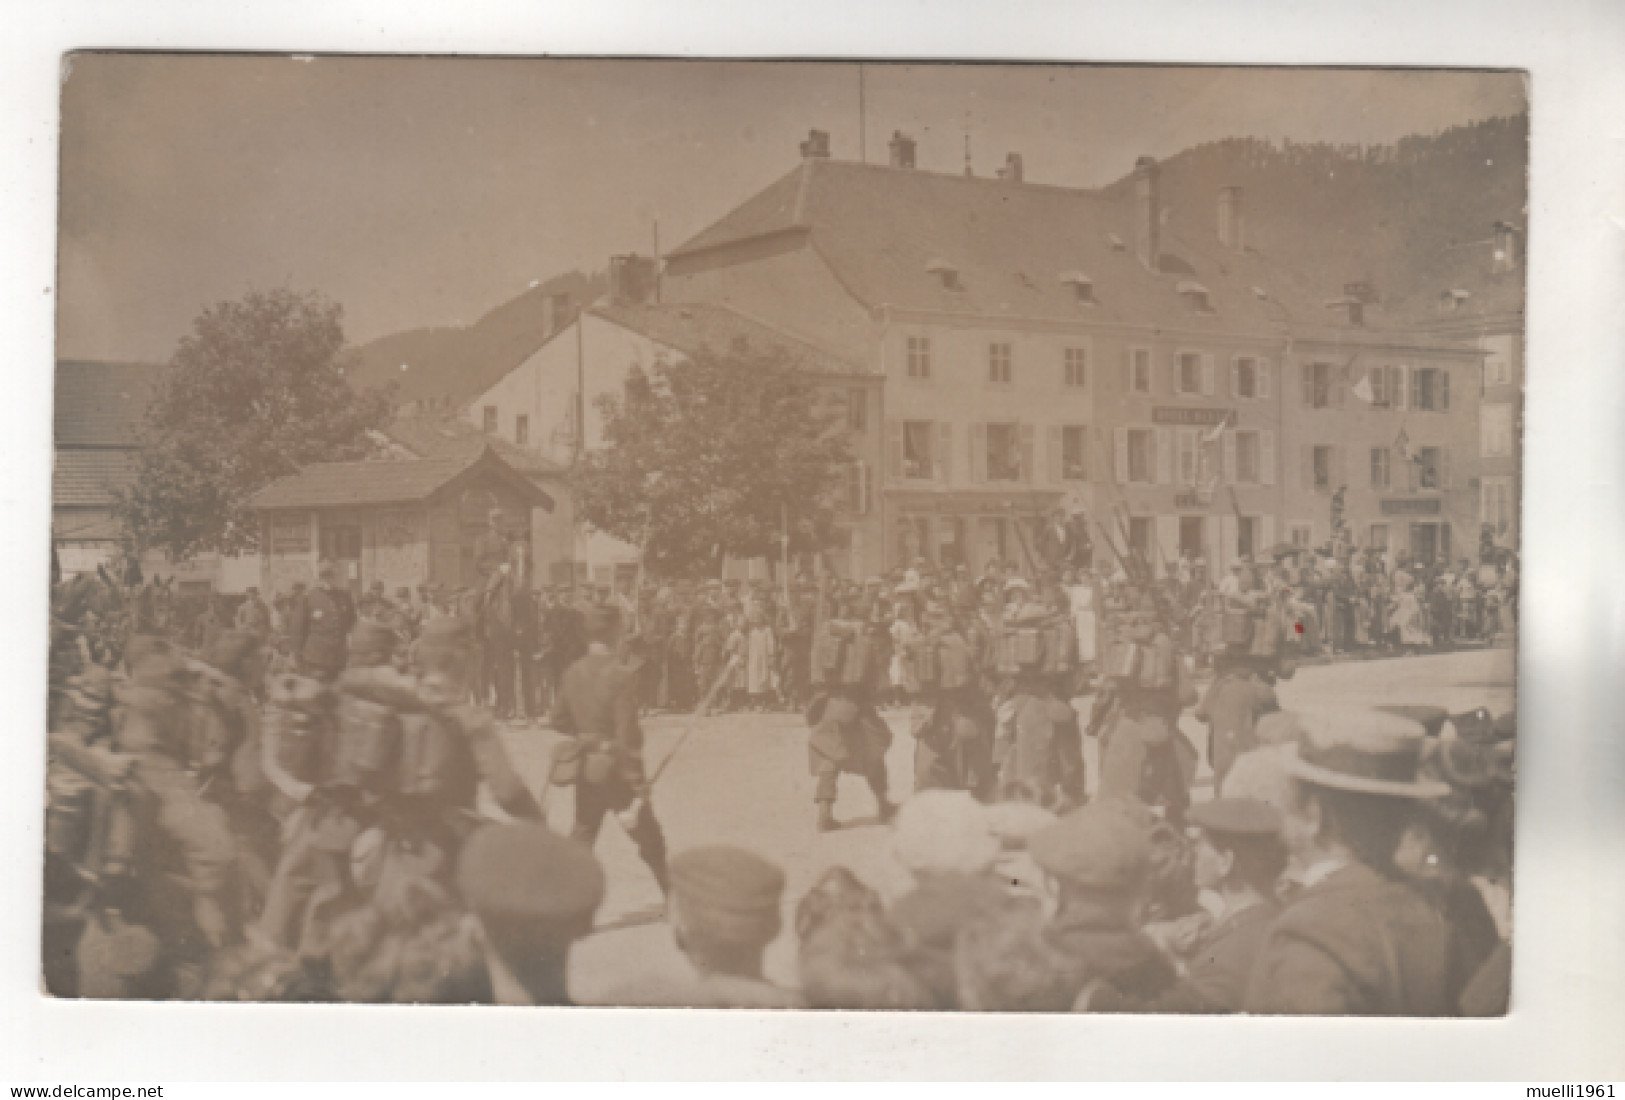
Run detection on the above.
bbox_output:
[572,348,852,578]
[113,288,392,558]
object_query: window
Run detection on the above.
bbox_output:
[1313,445,1332,490]
[1370,447,1391,490]
[906,336,932,379]
[1482,477,1514,535]
[986,423,1022,481]
[1290,523,1313,548]
[1061,425,1088,480]
[1486,355,1512,387]
[1234,357,1258,399]
[989,342,1013,384]
[515,414,529,446]
[846,462,871,514]
[902,420,935,480]
[1237,516,1259,561]
[1127,429,1154,484]
[1177,428,1199,485]
[1412,367,1450,411]
[483,405,498,433]
[1481,404,1513,458]
[1128,348,1152,394]
[1177,352,1202,395]
[1128,517,1153,562]
[1064,347,1087,388]
[1369,524,1389,550]
[847,388,868,432]
[1419,447,1444,490]
[1235,431,1261,484]
[1302,363,1334,408]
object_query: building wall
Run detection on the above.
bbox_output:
[1475,329,1522,549]
[1277,343,1484,566]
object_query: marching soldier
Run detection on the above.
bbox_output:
[288,561,356,680]
[991,595,1084,809]
[1094,599,1199,826]
[806,586,896,833]
[911,601,996,799]
[548,604,670,894]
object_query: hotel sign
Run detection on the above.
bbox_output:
[1152,407,1232,427]
[1380,498,1442,516]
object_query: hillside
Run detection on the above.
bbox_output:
[1102,113,1528,312]
[345,269,607,409]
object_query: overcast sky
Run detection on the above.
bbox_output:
[56,57,1525,363]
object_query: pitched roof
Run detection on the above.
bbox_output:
[383,415,565,476]
[667,159,1441,341]
[592,300,863,374]
[249,448,552,512]
[53,449,137,507]
[53,361,168,447]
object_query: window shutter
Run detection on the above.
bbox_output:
[1220,514,1239,571]
[1260,430,1276,486]
[1332,366,1347,408]
[857,461,871,514]
[1221,429,1238,485]
[1122,348,1133,391]
[971,423,987,484]
[1019,423,1036,484]
[1301,444,1314,490]
[1409,368,1422,410]
[1177,428,1196,485]
[1441,369,1451,410]
[887,420,903,479]
[1114,427,1129,484]
[1156,515,1180,576]
[937,422,953,483]
[1261,515,1276,556]
[1155,428,1173,485]
[1258,359,1271,399]
[1202,354,1216,396]
[1442,447,1452,489]
[1301,363,1314,407]
[1333,446,1345,490]
[1047,425,1062,483]
[1396,366,1410,410]
[1230,357,1241,398]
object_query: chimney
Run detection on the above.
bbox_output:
[888,131,916,169]
[800,129,831,159]
[543,291,573,336]
[1217,186,1245,251]
[1492,221,1517,273]
[609,254,657,306]
[1133,155,1161,270]
[997,152,1024,183]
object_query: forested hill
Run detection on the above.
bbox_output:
[345,269,606,409]
[1101,113,1528,308]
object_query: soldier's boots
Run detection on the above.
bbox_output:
[868,775,896,824]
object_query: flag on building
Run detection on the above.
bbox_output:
[1394,425,1412,461]
[1203,409,1235,444]
[1352,368,1375,404]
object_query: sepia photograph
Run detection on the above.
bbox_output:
[45,56,1526,1017]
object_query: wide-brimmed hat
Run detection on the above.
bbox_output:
[1287,707,1451,799]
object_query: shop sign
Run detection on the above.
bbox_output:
[1152,406,1232,426]
[1380,497,1442,516]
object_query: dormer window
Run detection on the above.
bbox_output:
[1176,279,1214,314]
[1106,233,1127,253]
[1250,286,1269,301]
[1325,296,1365,326]
[926,258,962,291]
[1059,271,1097,306]
[1438,288,1472,313]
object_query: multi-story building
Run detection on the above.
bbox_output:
[462,284,886,584]
[660,129,1492,574]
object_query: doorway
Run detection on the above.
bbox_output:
[1178,516,1206,560]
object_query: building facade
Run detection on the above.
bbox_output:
[660,131,1494,575]
[461,295,887,583]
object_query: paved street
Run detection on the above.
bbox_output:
[489,645,1515,1003]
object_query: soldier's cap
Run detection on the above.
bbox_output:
[457,821,605,931]
[1187,797,1283,839]
[670,846,785,928]
[892,791,1001,876]
[1287,706,1452,799]
[1029,803,1153,890]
